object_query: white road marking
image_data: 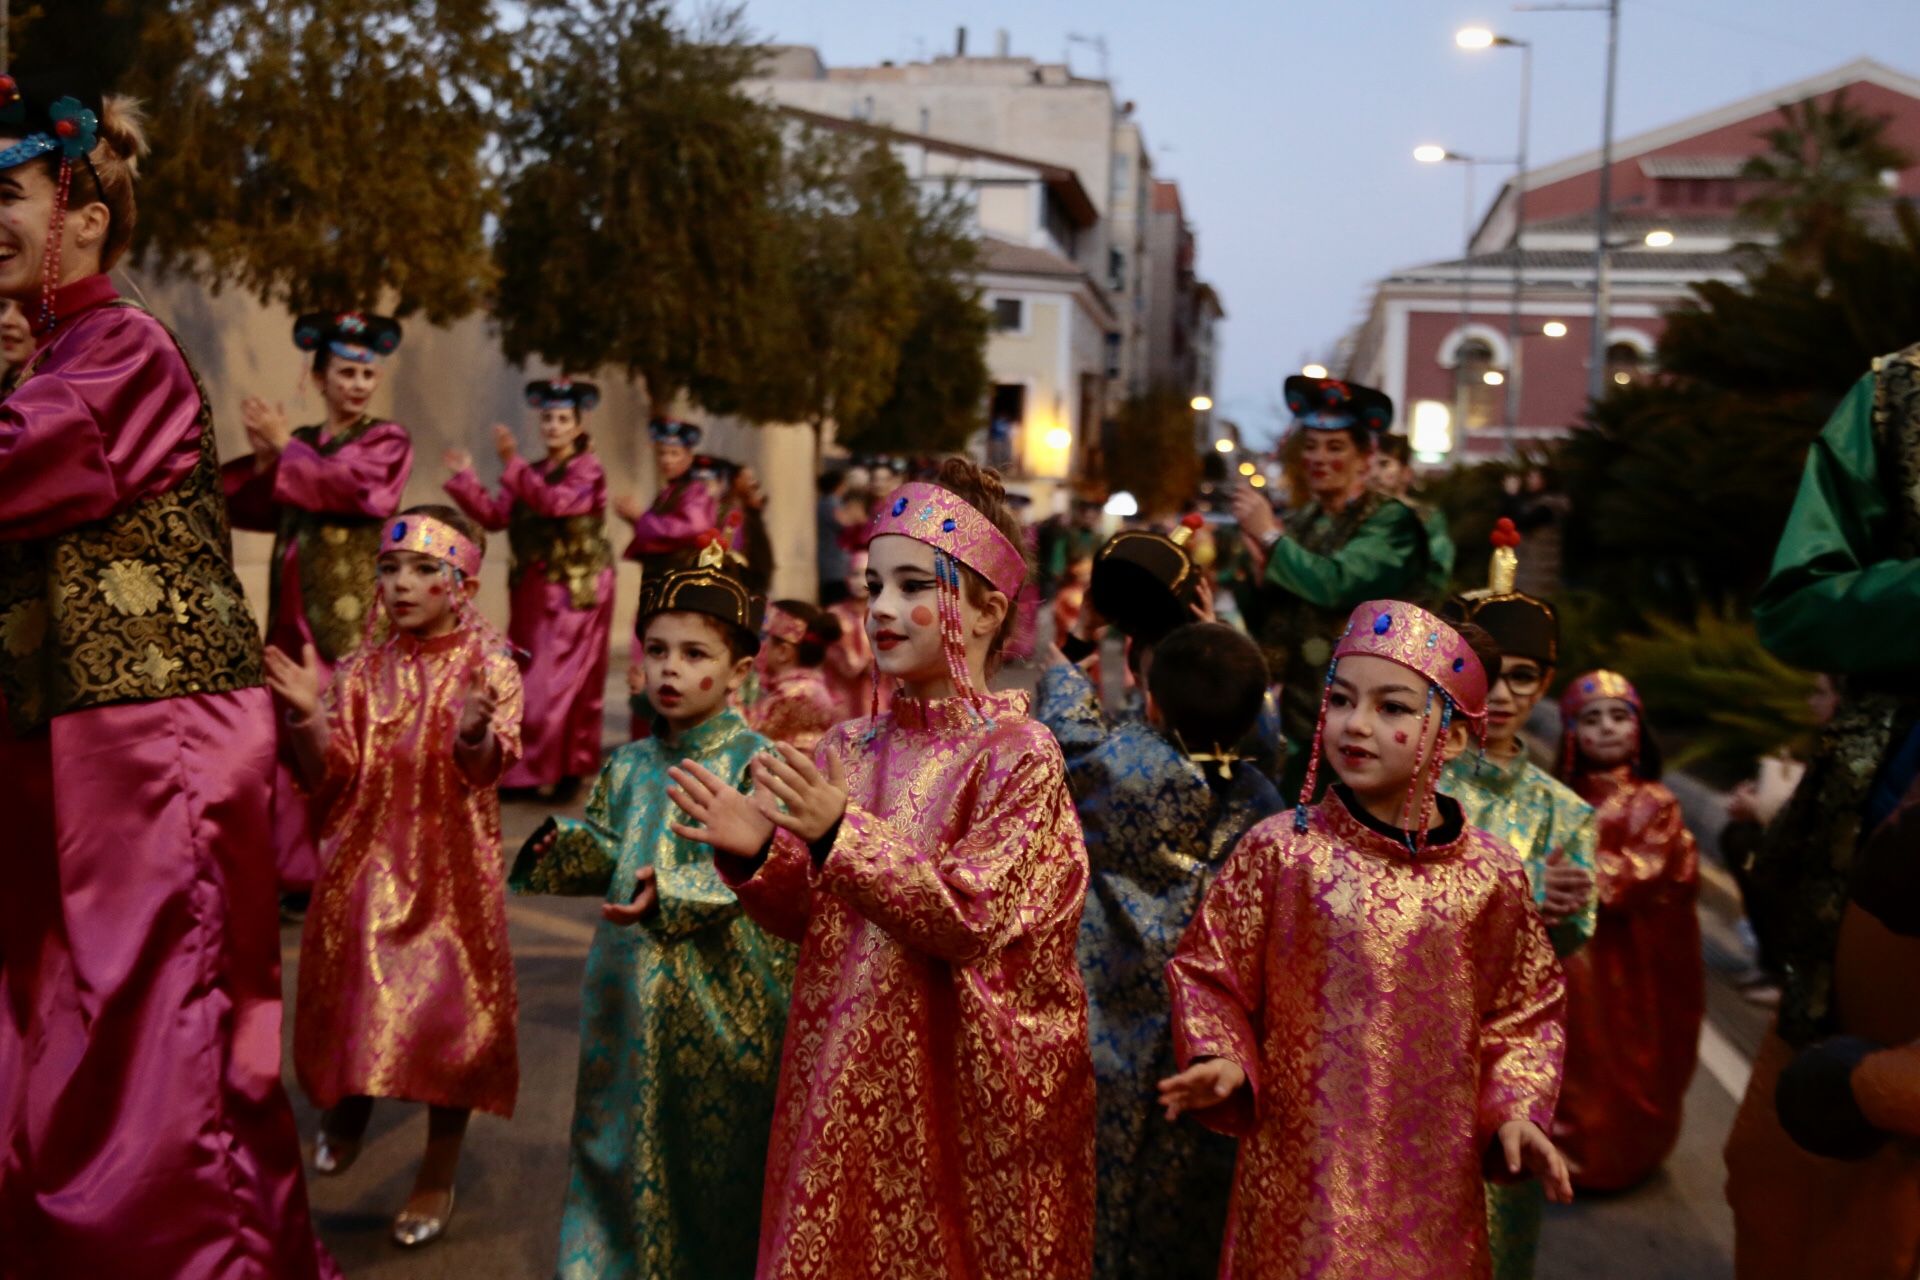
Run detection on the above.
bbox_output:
[1698,1018,1753,1100]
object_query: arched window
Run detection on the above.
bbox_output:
[1454,337,1504,431]
[1605,341,1646,389]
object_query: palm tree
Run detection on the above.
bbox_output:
[1739,91,1913,266]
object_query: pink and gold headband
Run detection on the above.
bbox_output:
[383,514,482,580]
[764,604,810,646]
[869,483,1027,598]
[1561,669,1641,721]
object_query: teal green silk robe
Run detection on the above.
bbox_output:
[1442,748,1597,1280]
[512,710,795,1280]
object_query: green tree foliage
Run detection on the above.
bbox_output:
[825,186,987,457]
[115,0,510,320]
[1106,386,1202,518]
[493,0,782,413]
[1739,91,1913,266]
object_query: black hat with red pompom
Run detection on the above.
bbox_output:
[294,311,403,363]
[1442,518,1559,666]
[1090,513,1207,645]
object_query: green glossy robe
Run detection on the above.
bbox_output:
[1244,491,1430,787]
[1751,350,1920,1043]
[1442,748,1597,1280]
[511,710,795,1280]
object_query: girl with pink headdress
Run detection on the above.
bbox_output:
[748,598,844,752]
[265,504,524,1250]
[667,457,1096,1279]
[1161,600,1571,1278]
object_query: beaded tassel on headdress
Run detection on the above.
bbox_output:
[1293,657,1340,833]
[934,550,986,716]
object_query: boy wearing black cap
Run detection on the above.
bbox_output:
[1037,522,1284,1280]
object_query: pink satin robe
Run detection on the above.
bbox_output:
[621,473,716,564]
[746,665,840,752]
[445,452,614,787]
[822,597,892,720]
[0,274,335,1280]
[224,416,412,891]
[1166,789,1567,1279]
[294,625,523,1116]
[1553,769,1703,1191]
[720,690,1096,1279]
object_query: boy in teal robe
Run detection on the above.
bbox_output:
[514,540,793,1280]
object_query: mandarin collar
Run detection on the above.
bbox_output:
[1320,783,1469,862]
[654,706,752,756]
[33,273,119,342]
[890,688,1030,733]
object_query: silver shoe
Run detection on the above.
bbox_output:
[391,1189,455,1249]
[312,1130,361,1176]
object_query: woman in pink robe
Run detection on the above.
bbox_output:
[222,309,414,894]
[445,379,615,796]
[0,82,334,1280]
[615,417,716,578]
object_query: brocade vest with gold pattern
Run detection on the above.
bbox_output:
[508,456,614,611]
[270,415,390,662]
[0,302,263,733]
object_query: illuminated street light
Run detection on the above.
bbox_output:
[1483,370,1506,386]
[1543,321,1568,338]
[1103,491,1139,518]
[1613,372,1632,385]
[1190,395,1214,412]
[1301,363,1329,379]
[1249,474,1267,489]
[1413,144,1450,164]
[1213,438,1234,453]
[1238,461,1256,477]
[1643,228,1675,248]
[1455,26,1497,49]
[1044,426,1072,451]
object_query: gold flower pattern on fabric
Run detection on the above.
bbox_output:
[1167,789,1566,1278]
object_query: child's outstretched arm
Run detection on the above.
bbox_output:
[1157,1058,1246,1123]
[265,642,330,789]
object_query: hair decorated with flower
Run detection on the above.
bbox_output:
[1296,599,1489,854]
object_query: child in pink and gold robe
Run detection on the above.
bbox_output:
[747,599,844,753]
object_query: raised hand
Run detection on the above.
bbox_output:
[1191,574,1218,624]
[1156,1057,1247,1122]
[1231,482,1277,541]
[668,759,775,857]
[748,743,849,844]
[1496,1119,1575,1204]
[263,643,324,719]
[458,666,497,744]
[601,866,659,926]
[443,446,475,475]
[1541,850,1594,924]
[613,493,647,524]
[492,423,518,466]
[240,396,292,454]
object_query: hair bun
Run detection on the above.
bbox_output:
[95,95,150,168]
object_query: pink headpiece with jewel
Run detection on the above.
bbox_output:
[764,604,811,647]
[869,482,1028,598]
[1296,599,1489,852]
[1560,669,1640,721]
[383,514,483,580]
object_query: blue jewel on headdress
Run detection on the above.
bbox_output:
[1426,631,1439,648]
[941,518,957,532]
[390,521,408,541]
[1583,679,1596,693]
[892,497,908,517]
[1373,612,1392,636]
[1452,657,1465,672]
[919,504,937,521]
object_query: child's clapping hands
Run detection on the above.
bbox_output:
[668,743,849,856]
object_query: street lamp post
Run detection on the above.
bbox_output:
[1456,28,1533,456]
[1416,146,1519,453]
[1516,0,1621,402]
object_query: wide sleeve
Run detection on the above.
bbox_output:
[1476,864,1568,1145]
[309,662,368,818]
[814,728,1085,967]
[510,764,622,898]
[501,453,604,518]
[718,830,817,944]
[273,421,413,517]
[1547,802,1600,958]
[454,648,523,787]
[1426,506,1457,590]
[0,309,201,540]
[1595,788,1698,911]
[624,479,718,557]
[1034,661,1110,762]
[442,468,515,531]
[1263,502,1428,608]
[1753,374,1920,673]
[1164,826,1281,1137]
[221,455,280,531]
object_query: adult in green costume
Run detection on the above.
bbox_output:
[1372,429,1457,598]
[1232,375,1432,791]
[1726,342,1920,1278]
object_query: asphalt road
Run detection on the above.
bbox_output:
[279,652,1765,1278]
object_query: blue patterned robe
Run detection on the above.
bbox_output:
[1036,663,1285,1280]
[1441,747,1598,1280]
[511,709,794,1280]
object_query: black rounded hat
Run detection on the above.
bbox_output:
[526,378,600,411]
[1089,517,1204,644]
[294,311,402,360]
[1283,375,1393,434]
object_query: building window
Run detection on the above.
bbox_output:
[1104,332,1122,379]
[1453,338,1504,431]
[988,384,1025,471]
[1108,248,1126,292]
[991,298,1025,332]
[1606,342,1646,388]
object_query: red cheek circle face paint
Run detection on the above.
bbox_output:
[699,676,715,691]
[910,605,935,628]
[1394,731,1409,745]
